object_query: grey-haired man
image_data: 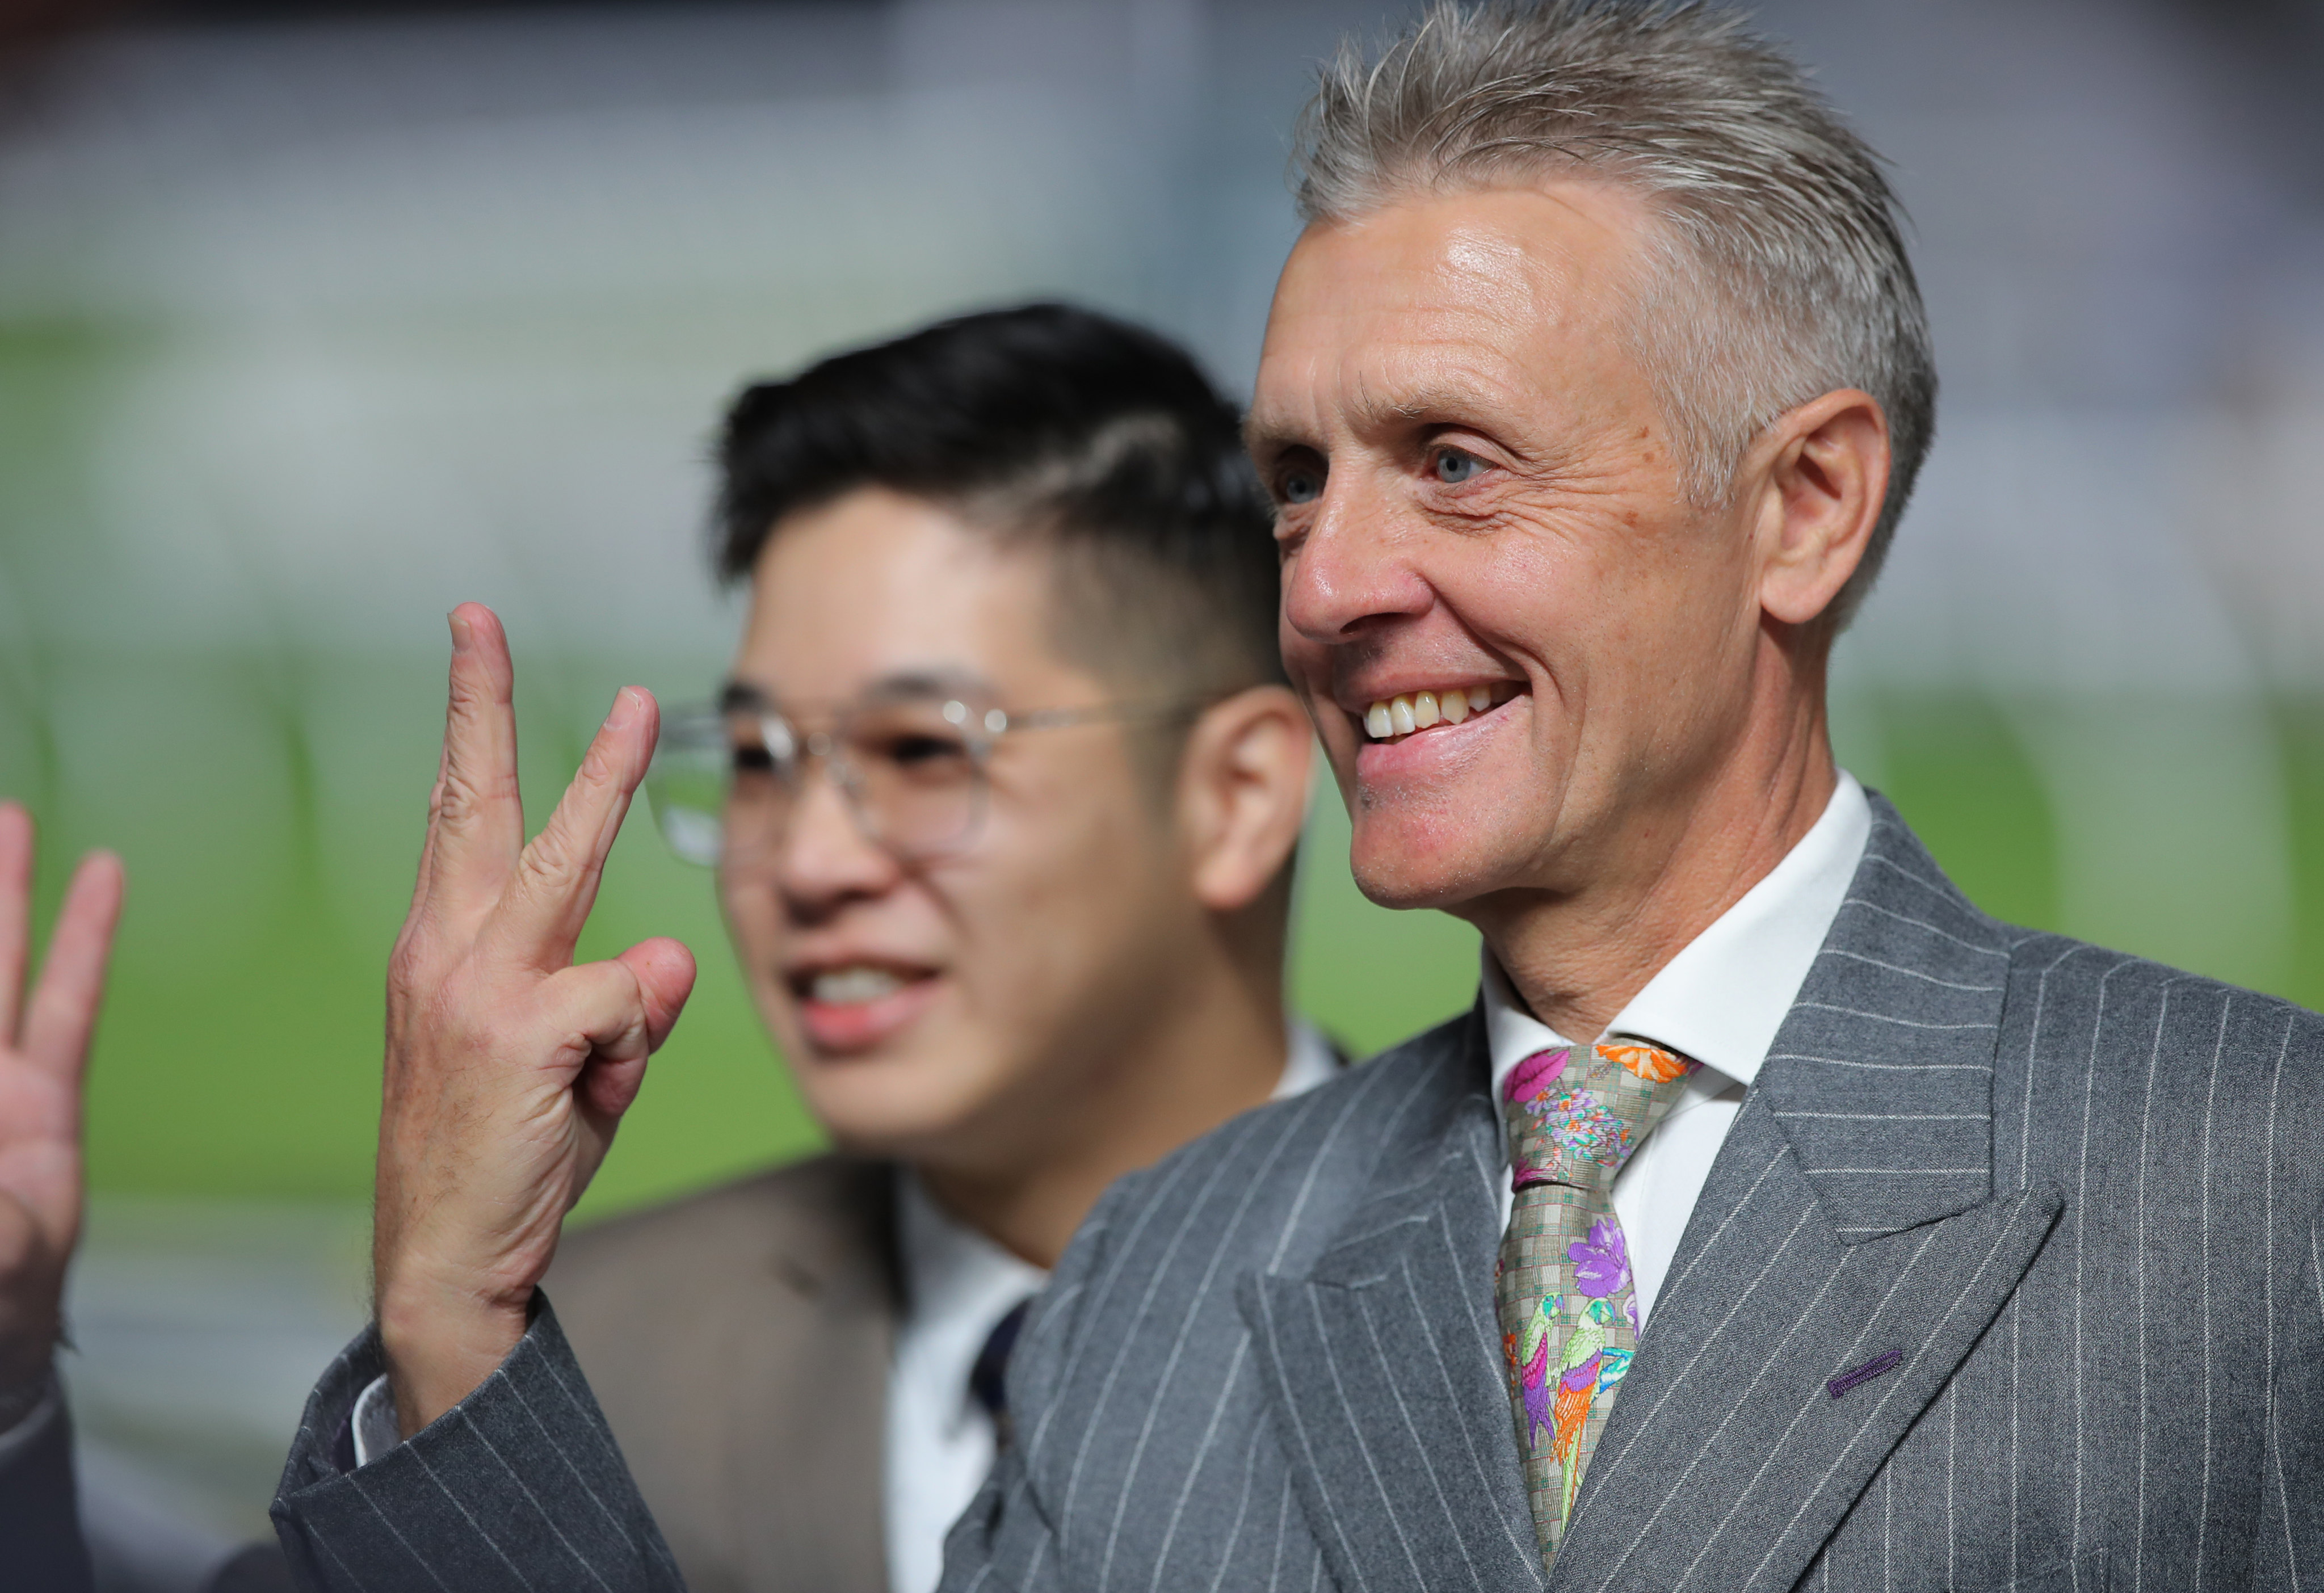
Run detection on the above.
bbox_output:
[271,5,2324,1591]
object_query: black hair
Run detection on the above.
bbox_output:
[713,302,1284,694]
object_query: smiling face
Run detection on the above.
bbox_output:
[719,487,1205,1168]
[1254,184,1772,919]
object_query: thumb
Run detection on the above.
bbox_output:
[616,937,696,1053]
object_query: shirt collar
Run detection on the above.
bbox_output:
[1276,1016,1342,1099]
[1483,771,1872,1099]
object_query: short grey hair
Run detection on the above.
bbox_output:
[1293,0,1935,629]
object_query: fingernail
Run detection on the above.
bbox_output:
[448,610,473,651]
[604,688,640,731]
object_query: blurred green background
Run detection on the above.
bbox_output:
[2,0,2322,1562]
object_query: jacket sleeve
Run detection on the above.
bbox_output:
[2252,1192,2324,1588]
[0,1386,96,1593]
[270,1293,687,1593]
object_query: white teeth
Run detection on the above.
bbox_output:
[811,967,905,1004]
[1360,685,1507,740]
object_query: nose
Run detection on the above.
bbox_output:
[770,765,901,921]
[1281,474,1435,648]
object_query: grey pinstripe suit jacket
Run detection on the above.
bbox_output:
[270,797,2324,1592]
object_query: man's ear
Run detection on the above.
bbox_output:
[1750,387,1890,629]
[1175,685,1314,913]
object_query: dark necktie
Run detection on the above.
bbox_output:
[969,1297,1032,1452]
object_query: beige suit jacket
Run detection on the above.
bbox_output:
[544,1155,898,1593]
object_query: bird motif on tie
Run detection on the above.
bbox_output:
[1496,1038,1698,1573]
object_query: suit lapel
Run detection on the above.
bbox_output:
[1546,1097,2060,1593]
[1549,797,2064,1593]
[1241,1007,1549,1593]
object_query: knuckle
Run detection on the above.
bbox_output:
[386,936,431,997]
[577,739,620,787]
[515,834,571,893]
[432,774,481,830]
[446,668,502,712]
[431,770,513,830]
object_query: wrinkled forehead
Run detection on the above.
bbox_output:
[1250,183,1659,442]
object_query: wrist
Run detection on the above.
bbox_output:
[376,1274,529,1439]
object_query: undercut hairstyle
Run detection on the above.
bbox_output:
[1294,0,1936,628]
[715,304,1284,701]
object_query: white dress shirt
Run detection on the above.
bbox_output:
[882,1019,1340,1593]
[1484,772,1871,1330]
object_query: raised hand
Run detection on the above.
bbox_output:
[374,604,696,1438]
[0,803,124,1404]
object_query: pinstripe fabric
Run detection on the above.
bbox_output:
[272,1299,688,1592]
[270,796,2324,1592]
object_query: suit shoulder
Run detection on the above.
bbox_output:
[1995,930,2324,1172]
[2001,927,2322,1034]
[552,1153,893,1294]
[1144,1007,1473,1176]
[1058,1007,1480,1285]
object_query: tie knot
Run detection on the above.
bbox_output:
[1501,1042,1699,1195]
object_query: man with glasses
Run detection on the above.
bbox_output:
[276,305,1330,1593]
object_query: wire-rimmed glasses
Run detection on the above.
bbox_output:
[646,679,1209,868]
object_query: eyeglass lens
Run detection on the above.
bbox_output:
[648,692,989,866]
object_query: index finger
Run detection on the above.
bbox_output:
[0,802,31,1042]
[482,686,659,970]
[417,604,528,928]
[21,849,125,1084]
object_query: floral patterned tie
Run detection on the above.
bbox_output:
[1495,1040,1700,1572]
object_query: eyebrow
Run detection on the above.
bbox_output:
[719,667,1002,712]
[1246,380,1527,457]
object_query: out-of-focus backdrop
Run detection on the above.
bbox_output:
[1,0,2318,1579]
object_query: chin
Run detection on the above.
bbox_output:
[1344,803,1519,912]
[803,1050,988,1160]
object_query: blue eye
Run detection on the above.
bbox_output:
[1280,468,1323,505]
[1434,449,1485,484]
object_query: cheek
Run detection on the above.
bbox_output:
[717,875,779,974]
[952,801,1179,1019]
[1279,617,1332,699]
[716,879,805,1035]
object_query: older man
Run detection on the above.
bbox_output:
[272,5,2324,1591]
